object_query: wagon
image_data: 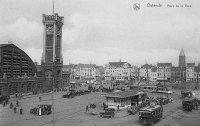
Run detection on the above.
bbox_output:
[99,108,115,118]
[30,104,52,116]
[127,105,139,115]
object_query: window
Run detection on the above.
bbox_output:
[9,85,12,94]
[0,86,2,95]
[27,83,32,92]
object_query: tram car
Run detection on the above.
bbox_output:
[182,97,199,111]
[139,105,163,125]
[156,87,172,94]
[30,104,52,116]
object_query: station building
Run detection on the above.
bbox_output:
[0,43,52,96]
[0,44,37,78]
[104,90,147,110]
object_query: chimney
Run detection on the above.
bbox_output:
[8,41,12,44]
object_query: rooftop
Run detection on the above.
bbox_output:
[77,64,96,68]
[105,90,145,98]
[157,63,172,67]
[151,67,157,72]
[187,63,195,67]
[0,44,9,48]
[141,64,153,69]
[108,62,131,67]
[140,105,161,112]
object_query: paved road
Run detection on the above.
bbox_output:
[0,90,199,126]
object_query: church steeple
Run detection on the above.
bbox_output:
[179,48,186,67]
[179,48,185,57]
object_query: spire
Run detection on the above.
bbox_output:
[179,48,185,57]
[52,0,54,15]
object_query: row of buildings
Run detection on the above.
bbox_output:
[139,49,200,83]
[1,42,199,97]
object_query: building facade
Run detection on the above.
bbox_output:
[0,77,52,96]
[0,44,37,78]
[157,63,172,82]
[139,64,153,82]
[131,65,139,82]
[171,67,186,83]
[41,13,64,89]
[61,70,70,88]
[150,67,157,82]
[186,63,200,82]
[63,64,101,81]
[76,64,100,80]
[105,61,131,81]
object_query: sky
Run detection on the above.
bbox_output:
[0,0,200,66]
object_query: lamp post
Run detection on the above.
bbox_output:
[48,66,55,126]
[197,66,199,90]
[163,67,166,87]
[52,75,55,126]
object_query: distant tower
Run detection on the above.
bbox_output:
[41,12,64,89]
[179,48,186,67]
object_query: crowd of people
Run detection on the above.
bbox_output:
[1,93,24,115]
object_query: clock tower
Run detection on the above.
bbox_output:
[41,13,64,90]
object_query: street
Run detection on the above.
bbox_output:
[0,90,200,126]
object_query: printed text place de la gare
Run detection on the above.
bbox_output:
[147,3,162,7]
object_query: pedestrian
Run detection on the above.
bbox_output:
[3,101,6,107]
[103,102,105,110]
[10,103,13,109]
[16,100,19,107]
[20,108,23,115]
[14,107,17,113]
[117,105,119,111]
[39,97,42,102]
[86,105,89,112]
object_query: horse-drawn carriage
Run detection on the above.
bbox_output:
[30,104,52,116]
[62,92,76,98]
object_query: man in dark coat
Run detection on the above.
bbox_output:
[20,108,23,115]
[14,107,17,113]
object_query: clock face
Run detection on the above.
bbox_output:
[46,24,54,34]
[45,70,53,78]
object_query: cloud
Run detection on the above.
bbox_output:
[1,0,200,65]
[0,17,43,49]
